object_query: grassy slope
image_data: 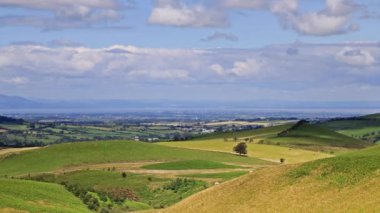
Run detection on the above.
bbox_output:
[31,170,205,209]
[174,123,366,159]
[193,124,293,140]
[179,171,248,181]
[362,113,380,119]
[272,123,368,149]
[0,141,269,176]
[163,145,380,213]
[160,140,332,164]
[142,160,240,170]
[318,114,380,143]
[0,178,90,213]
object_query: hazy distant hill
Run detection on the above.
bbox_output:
[0,94,40,109]
[1,94,380,112]
[0,115,24,124]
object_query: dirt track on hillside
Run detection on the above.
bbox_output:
[50,161,259,179]
[0,147,41,156]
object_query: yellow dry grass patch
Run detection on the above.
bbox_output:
[161,165,380,213]
[49,161,255,180]
[159,140,332,164]
[0,147,41,156]
[0,208,29,213]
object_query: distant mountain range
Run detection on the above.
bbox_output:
[0,94,380,112]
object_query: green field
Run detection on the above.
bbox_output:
[272,122,367,149]
[28,170,206,210]
[318,115,380,143]
[0,141,269,176]
[193,124,293,140]
[142,160,240,170]
[160,140,332,164]
[159,122,365,163]
[0,178,90,213]
[1,117,377,213]
[288,144,380,187]
[165,145,380,213]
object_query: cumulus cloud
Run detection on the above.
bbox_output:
[0,0,130,29]
[325,0,358,16]
[209,59,263,77]
[0,42,379,100]
[201,32,238,42]
[0,42,378,87]
[271,0,360,36]
[286,13,357,36]
[148,0,362,36]
[336,47,376,66]
[148,0,227,27]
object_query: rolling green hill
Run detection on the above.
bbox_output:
[0,118,376,213]
[0,178,90,213]
[193,124,293,140]
[28,170,205,211]
[159,141,332,164]
[0,140,269,176]
[270,121,368,151]
[163,145,380,213]
[362,113,380,119]
[162,122,368,161]
[318,114,380,143]
[142,160,240,170]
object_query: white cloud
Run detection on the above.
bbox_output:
[336,47,376,66]
[148,0,361,36]
[231,59,263,77]
[210,64,225,76]
[209,59,263,77]
[325,0,358,16]
[0,42,378,87]
[149,0,226,27]
[270,0,298,15]
[0,0,127,29]
[271,0,360,36]
[288,13,354,36]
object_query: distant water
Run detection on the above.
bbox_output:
[1,107,379,120]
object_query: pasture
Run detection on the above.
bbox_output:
[0,178,90,213]
[0,141,269,176]
[163,145,380,213]
[159,140,333,164]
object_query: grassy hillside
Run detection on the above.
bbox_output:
[0,178,90,213]
[28,170,206,210]
[318,114,380,143]
[142,160,240,170]
[362,113,380,119]
[160,140,332,164]
[179,171,248,181]
[185,122,368,153]
[163,145,380,213]
[0,140,269,176]
[193,124,293,140]
[271,122,368,151]
[159,122,365,163]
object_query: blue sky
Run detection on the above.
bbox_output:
[0,0,380,102]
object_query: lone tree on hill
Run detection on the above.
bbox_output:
[233,142,247,156]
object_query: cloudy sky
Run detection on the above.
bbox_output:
[0,0,380,102]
